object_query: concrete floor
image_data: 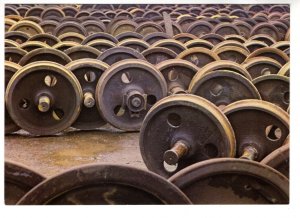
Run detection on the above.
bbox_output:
[5,125,146,178]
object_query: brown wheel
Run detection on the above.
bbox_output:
[28,33,60,46]
[5,161,46,205]
[5,31,30,44]
[81,32,119,45]
[252,75,289,111]
[173,33,198,44]
[5,15,23,22]
[8,20,44,37]
[184,39,214,50]
[270,21,289,41]
[60,16,82,23]
[278,62,290,77]
[5,39,20,48]
[22,16,42,24]
[186,20,214,37]
[5,47,27,63]
[176,16,198,32]
[151,39,187,54]
[17,164,191,205]
[176,47,220,68]
[224,34,247,43]
[5,18,16,32]
[248,34,276,46]
[53,41,80,52]
[96,59,167,131]
[82,20,106,35]
[143,10,161,19]
[245,47,289,65]
[189,70,260,108]
[116,31,143,42]
[5,6,20,16]
[110,20,138,36]
[24,6,44,17]
[243,57,282,79]
[135,21,164,36]
[20,41,50,52]
[261,144,289,178]
[214,46,249,64]
[142,47,177,65]
[244,40,268,53]
[97,46,145,65]
[271,41,290,52]
[193,60,252,81]
[285,29,290,41]
[118,38,150,53]
[86,39,116,52]
[143,32,171,45]
[169,158,289,204]
[65,45,101,60]
[200,33,225,45]
[223,99,289,161]
[39,20,59,35]
[212,23,241,36]
[75,11,91,18]
[19,47,72,66]
[248,5,265,13]
[58,32,85,44]
[156,59,199,94]
[62,6,78,17]
[41,7,65,19]
[5,61,82,136]
[5,61,21,134]
[16,7,29,17]
[250,23,280,42]
[159,20,183,36]
[213,40,249,52]
[233,20,253,39]
[66,59,109,130]
[140,94,236,178]
[53,21,87,37]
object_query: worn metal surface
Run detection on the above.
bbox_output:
[5,126,145,177]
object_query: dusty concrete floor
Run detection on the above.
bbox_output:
[5,125,146,178]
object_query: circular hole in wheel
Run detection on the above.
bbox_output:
[147,95,157,106]
[84,71,96,83]
[163,161,178,173]
[167,113,181,128]
[44,75,57,87]
[261,67,271,76]
[52,108,64,121]
[113,105,124,117]
[265,125,282,141]
[168,69,179,81]
[121,72,132,84]
[283,91,289,104]
[19,98,30,109]
[203,143,219,158]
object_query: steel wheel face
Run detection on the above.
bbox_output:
[5,31,30,44]
[223,99,289,161]
[200,33,225,45]
[58,32,85,44]
[189,70,261,108]
[118,38,150,53]
[96,59,167,131]
[140,94,236,178]
[39,20,59,35]
[156,59,199,95]
[53,21,87,37]
[244,40,268,53]
[28,33,60,46]
[278,62,290,77]
[135,21,164,36]
[8,20,44,37]
[18,48,72,66]
[6,61,83,136]
[186,21,214,37]
[5,47,27,63]
[214,46,249,64]
[65,45,101,60]
[212,23,241,36]
[66,59,109,130]
[243,57,282,79]
[246,47,289,66]
[97,46,145,65]
[17,164,191,205]
[81,32,119,44]
[20,41,50,52]
[5,161,46,205]
[169,158,289,204]
[250,22,280,41]
[144,32,171,44]
[5,61,21,134]
[142,47,177,65]
[176,48,220,68]
[261,143,289,178]
[253,75,289,111]
[116,31,143,42]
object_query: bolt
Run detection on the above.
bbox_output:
[240,146,258,161]
[83,92,95,108]
[38,96,50,112]
[210,84,223,97]
[131,97,142,108]
[163,140,189,165]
